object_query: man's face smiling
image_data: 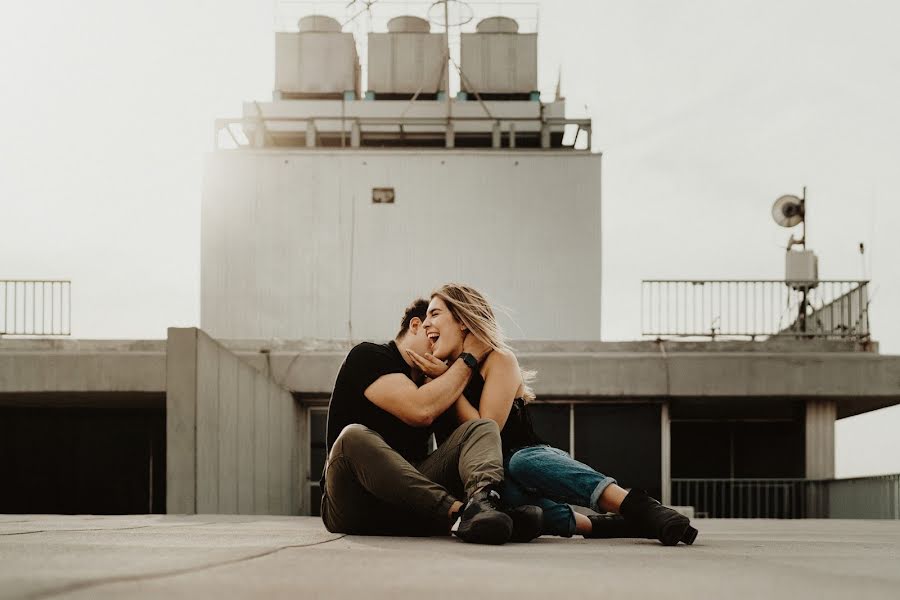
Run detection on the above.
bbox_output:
[406,316,434,358]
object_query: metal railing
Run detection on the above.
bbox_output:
[673,478,809,518]
[673,475,900,519]
[0,280,71,336]
[214,115,592,151]
[641,280,870,340]
[827,474,900,519]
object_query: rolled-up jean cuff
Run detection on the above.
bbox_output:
[589,476,618,510]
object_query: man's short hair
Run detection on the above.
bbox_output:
[396,298,429,339]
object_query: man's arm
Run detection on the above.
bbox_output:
[364,358,473,427]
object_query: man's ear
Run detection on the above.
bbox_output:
[409,317,423,334]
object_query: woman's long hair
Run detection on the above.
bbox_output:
[431,283,536,402]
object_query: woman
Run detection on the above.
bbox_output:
[406,283,697,545]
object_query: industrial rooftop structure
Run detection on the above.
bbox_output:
[1,2,899,524]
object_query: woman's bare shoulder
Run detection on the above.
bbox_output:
[483,348,519,373]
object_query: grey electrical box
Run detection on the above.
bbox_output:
[785,250,818,288]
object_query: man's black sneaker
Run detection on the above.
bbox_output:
[453,485,513,545]
[504,505,543,543]
[585,513,698,545]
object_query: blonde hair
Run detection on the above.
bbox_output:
[431,283,536,402]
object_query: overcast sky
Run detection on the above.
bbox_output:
[1,0,898,477]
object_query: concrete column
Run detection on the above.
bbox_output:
[540,123,551,148]
[805,398,836,479]
[166,327,301,516]
[805,398,836,517]
[445,123,455,148]
[166,328,198,514]
[492,122,501,148]
[509,123,516,149]
[350,122,361,148]
[661,401,671,505]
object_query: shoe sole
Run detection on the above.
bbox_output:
[455,512,513,545]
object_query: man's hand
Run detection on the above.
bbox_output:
[462,332,493,363]
[406,349,450,378]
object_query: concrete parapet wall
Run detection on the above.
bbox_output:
[2,337,897,418]
[0,343,165,393]
[166,328,303,516]
[223,345,900,418]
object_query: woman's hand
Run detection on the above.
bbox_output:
[406,349,450,378]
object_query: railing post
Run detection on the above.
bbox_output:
[540,123,550,148]
[306,120,317,148]
[351,121,361,148]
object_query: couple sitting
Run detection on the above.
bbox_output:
[321,283,697,546]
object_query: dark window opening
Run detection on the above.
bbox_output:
[0,405,166,514]
[574,404,662,500]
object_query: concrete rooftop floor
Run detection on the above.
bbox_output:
[2,515,899,600]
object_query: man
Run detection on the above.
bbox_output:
[321,299,540,544]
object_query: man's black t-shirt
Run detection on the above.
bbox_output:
[324,341,430,481]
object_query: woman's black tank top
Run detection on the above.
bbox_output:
[433,369,543,454]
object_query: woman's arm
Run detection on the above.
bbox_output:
[454,350,520,430]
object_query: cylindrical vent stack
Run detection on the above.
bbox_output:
[387,16,430,33]
[298,15,342,32]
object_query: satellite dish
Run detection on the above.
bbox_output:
[772,194,804,228]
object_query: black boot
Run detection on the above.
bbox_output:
[617,490,698,546]
[453,484,514,545]
[504,505,543,543]
[583,514,635,538]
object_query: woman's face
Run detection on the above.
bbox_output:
[422,296,466,361]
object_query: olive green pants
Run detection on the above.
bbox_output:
[321,418,504,536]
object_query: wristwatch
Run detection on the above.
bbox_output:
[458,352,478,372]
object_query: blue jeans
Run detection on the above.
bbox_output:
[501,445,617,537]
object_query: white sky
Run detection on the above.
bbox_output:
[1,0,898,478]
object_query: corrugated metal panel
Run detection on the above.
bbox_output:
[201,151,602,341]
[367,33,448,94]
[275,32,359,95]
[460,33,538,94]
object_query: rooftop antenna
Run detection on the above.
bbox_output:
[555,66,563,101]
[343,0,379,28]
[428,0,474,121]
[772,187,818,335]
